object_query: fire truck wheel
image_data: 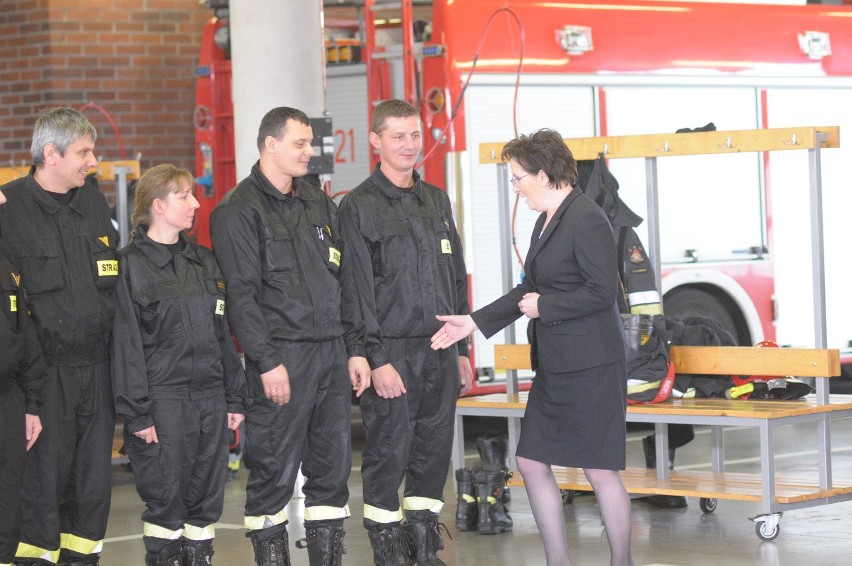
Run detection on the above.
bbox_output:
[663,287,749,346]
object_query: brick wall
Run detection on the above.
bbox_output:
[0,0,210,188]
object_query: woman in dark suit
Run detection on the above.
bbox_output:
[432,129,634,566]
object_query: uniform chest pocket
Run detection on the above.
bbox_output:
[371,220,410,275]
[136,284,185,337]
[89,235,119,291]
[549,318,589,336]
[16,239,64,296]
[432,218,452,264]
[262,223,298,274]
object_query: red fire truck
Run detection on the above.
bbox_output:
[194,0,852,391]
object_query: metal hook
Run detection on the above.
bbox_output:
[602,143,609,155]
[490,149,496,159]
[656,140,670,153]
[782,133,799,146]
[717,136,734,150]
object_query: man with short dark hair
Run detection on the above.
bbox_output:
[0,107,118,565]
[339,99,472,565]
[211,106,370,566]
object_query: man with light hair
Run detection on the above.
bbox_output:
[0,107,118,565]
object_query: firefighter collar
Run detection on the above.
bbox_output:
[371,163,426,202]
[135,229,202,268]
[25,170,86,216]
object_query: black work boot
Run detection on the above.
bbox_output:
[455,467,478,531]
[143,538,182,566]
[642,435,688,509]
[247,522,291,566]
[365,521,412,566]
[476,434,511,503]
[181,538,213,566]
[472,462,513,535]
[404,510,450,566]
[295,519,346,566]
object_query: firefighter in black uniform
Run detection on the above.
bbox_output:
[338,99,472,566]
[111,164,247,566]
[0,108,117,565]
[210,107,370,566]
[0,206,46,566]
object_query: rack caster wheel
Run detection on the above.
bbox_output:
[750,511,782,541]
[699,497,717,514]
[561,489,575,505]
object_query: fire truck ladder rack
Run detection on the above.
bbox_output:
[454,125,847,540]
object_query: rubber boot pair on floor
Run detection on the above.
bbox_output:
[455,462,513,535]
[642,435,688,508]
[247,519,346,566]
[366,510,451,566]
[143,538,213,566]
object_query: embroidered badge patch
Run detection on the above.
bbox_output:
[329,247,341,266]
[441,239,452,254]
[215,299,225,315]
[9,295,17,312]
[98,236,110,247]
[97,260,119,275]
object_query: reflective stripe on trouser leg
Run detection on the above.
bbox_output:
[304,505,351,522]
[0,387,25,564]
[183,524,215,541]
[245,507,288,531]
[59,533,103,555]
[14,543,60,563]
[143,523,183,540]
[363,505,404,524]
[403,497,443,513]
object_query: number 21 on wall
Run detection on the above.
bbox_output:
[335,128,355,164]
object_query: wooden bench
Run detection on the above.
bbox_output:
[453,344,852,539]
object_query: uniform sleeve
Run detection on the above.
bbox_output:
[338,234,367,359]
[338,198,389,370]
[215,265,248,413]
[210,203,283,374]
[16,282,45,416]
[536,209,619,324]
[110,257,154,433]
[445,195,471,357]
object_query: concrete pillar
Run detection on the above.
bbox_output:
[229,0,326,179]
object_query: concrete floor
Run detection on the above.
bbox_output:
[100,413,852,565]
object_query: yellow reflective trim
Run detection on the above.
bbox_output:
[304,504,350,522]
[627,380,661,395]
[183,524,215,541]
[1,561,13,565]
[363,504,403,524]
[461,494,476,503]
[228,458,241,471]
[244,507,288,530]
[60,532,103,555]
[403,496,443,513]
[143,522,183,540]
[15,542,59,562]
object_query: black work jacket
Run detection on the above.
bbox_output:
[338,165,470,370]
[0,241,45,414]
[210,163,365,374]
[111,231,247,433]
[0,171,118,366]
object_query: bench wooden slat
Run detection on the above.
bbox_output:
[493,344,841,377]
[505,467,852,504]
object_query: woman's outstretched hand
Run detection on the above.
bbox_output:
[431,314,477,350]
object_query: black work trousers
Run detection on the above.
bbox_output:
[361,338,460,523]
[243,339,352,530]
[0,385,25,563]
[125,395,228,545]
[17,361,114,563]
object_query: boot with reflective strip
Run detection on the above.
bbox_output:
[366,523,412,566]
[181,539,213,566]
[247,522,290,566]
[475,435,511,503]
[472,462,513,535]
[454,468,477,531]
[404,511,450,566]
[144,540,182,566]
[295,520,346,566]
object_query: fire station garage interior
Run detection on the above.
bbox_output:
[5,0,852,565]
